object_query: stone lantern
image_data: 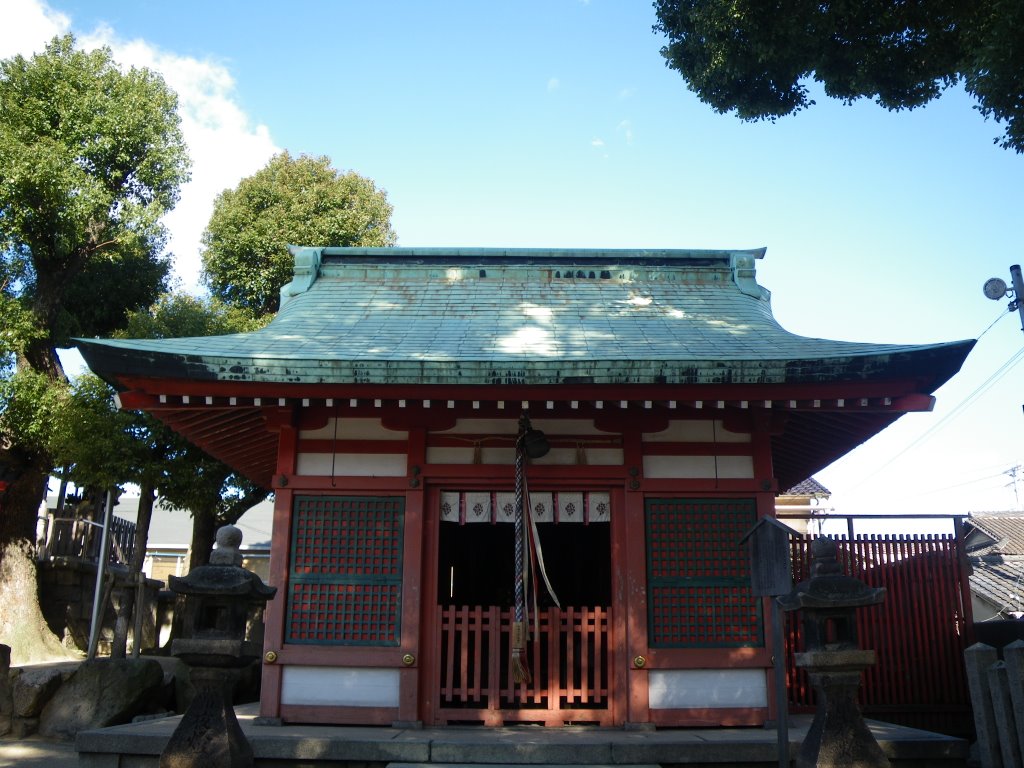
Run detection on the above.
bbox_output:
[160,525,276,768]
[778,535,890,768]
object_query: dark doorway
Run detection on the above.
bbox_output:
[437,521,611,608]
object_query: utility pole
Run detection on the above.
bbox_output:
[1004,464,1023,510]
[984,271,1024,494]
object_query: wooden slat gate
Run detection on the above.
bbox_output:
[37,514,136,565]
[436,604,611,726]
[786,534,973,737]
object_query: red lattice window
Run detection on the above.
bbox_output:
[286,496,404,645]
[645,498,762,648]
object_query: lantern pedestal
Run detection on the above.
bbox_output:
[160,664,252,768]
[794,649,890,768]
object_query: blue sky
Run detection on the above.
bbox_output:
[5,0,1024,532]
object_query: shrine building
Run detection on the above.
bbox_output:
[76,246,974,728]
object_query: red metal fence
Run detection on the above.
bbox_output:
[786,533,973,737]
[436,604,611,726]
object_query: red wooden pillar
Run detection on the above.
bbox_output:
[420,480,442,726]
[621,425,650,726]
[751,415,782,723]
[399,426,427,724]
[260,410,298,719]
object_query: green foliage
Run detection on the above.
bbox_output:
[201,151,396,315]
[0,34,190,367]
[0,288,42,375]
[51,373,147,491]
[654,0,1024,153]
[119,293,267,340]
[0,367,68,455]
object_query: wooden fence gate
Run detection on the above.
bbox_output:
[435,604,611,726]
[786,533,974,737]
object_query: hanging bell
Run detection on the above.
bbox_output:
[519,414,550,459]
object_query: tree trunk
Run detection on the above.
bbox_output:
[0,448,48,562]
[187,510,218,573]
[110,484,156,659]
[0,455,77,664]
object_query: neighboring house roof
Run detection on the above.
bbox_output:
[74,246,975,491]
[971,556,1024,617]
[964,514,1024,618]
[965,513,1024,556]
[781,477,832,498]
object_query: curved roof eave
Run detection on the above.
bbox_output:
[75,337,974,393]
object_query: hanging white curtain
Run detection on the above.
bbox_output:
[440,490,610,524]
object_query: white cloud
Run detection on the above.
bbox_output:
[591,138,605,148]
[547,77,560,92]
[3,1,279,294]
[0,0,69,58]
[617,119,634,145]
[80,26,279,292]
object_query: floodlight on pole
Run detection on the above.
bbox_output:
[984,264,1024,332]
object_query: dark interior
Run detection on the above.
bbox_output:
[437,520,611,608]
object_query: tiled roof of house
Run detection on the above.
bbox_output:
[782,477,831,497]
[970,556,1024,616]
[965,514,1024,556]
[965,514,1024,617]
[76,247,974,388]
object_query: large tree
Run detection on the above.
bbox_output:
[653,0,1024,153]
[201,151,396,315]
[0,35,189,662]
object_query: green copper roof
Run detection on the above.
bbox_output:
[76,246,974,389]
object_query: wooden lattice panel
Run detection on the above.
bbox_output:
[287,496,404,645]
[645,498,762,647]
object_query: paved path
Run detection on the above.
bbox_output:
[0,735,78,767]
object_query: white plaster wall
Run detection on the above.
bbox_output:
[643,455,754,479]
[281,666,400,708]
[648,669,767,709]
[296,453,407,476]
[643,420,751,443]
[300,417,407,440]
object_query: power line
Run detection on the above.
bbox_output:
[839,312,1024,494]
[896,344,1024,450]
[915,467,1018,497]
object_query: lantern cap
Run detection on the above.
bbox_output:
[778,536,884,612]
